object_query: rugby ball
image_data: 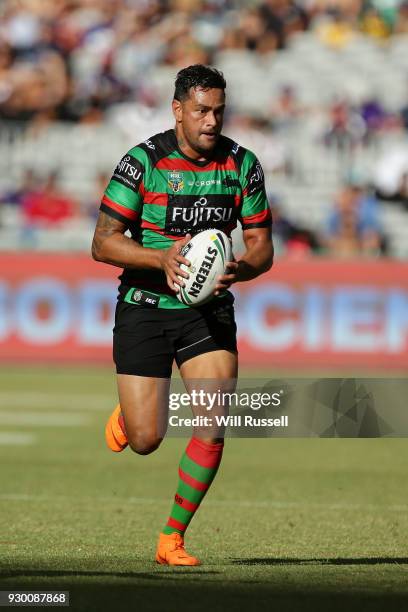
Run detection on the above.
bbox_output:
[176,229,232,306]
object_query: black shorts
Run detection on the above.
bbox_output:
[113,296,237,378]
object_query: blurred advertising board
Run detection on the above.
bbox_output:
[0,254,407,370]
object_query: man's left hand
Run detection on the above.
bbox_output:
[214,261,239,296]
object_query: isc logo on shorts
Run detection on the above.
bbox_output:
[131,289,159,308]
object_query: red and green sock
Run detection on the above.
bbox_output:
[163,437,224,536]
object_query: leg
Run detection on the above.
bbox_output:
[105,302,174,454]
[178,295,238,444]
[180,349,238,443]
[157,350,238,565]
[180,349,237,381]
[117,375,170,455]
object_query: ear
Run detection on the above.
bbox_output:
[172,99,182,123]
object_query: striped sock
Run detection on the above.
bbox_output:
[163,437,224,536]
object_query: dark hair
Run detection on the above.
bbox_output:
[174,64,226,101]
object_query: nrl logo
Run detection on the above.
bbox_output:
[132,290,142,302]
[168,171,184,193]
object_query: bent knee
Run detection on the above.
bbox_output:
[128,433,162,456]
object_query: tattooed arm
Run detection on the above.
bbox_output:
[91,212,191,290]
[92,212,158,270]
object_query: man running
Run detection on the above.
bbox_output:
[92,64,273,566]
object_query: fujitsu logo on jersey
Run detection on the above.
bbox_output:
[116,156,142,180]
[246,159,265,196]
[249,161,264,185]
[112,154,144,193]
[166,193,236,235]
[172,197,233,227]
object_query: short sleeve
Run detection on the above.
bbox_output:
[239,151,272,230]
[100,147,147,224]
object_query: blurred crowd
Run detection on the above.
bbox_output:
[1,0,408,258]
[1,0,408,123]
[272,181,385,259]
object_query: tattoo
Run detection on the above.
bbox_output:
[96,211,126,233]
[92,211,127,260]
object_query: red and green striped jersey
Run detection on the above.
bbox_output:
[100,129,272,309]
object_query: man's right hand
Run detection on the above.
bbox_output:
[159,234,192,292]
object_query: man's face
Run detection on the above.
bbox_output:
[172,86,225,156]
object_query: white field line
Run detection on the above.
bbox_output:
[0,493,407,513]
[0,433,36,445]
[0,411,91,426]
[0,392,112,411]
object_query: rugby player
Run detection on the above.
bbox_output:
[92,64,273,566]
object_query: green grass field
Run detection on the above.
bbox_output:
[0,366,407,612]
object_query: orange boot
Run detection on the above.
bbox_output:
[105,405,128,452]
[155,532,201,566]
